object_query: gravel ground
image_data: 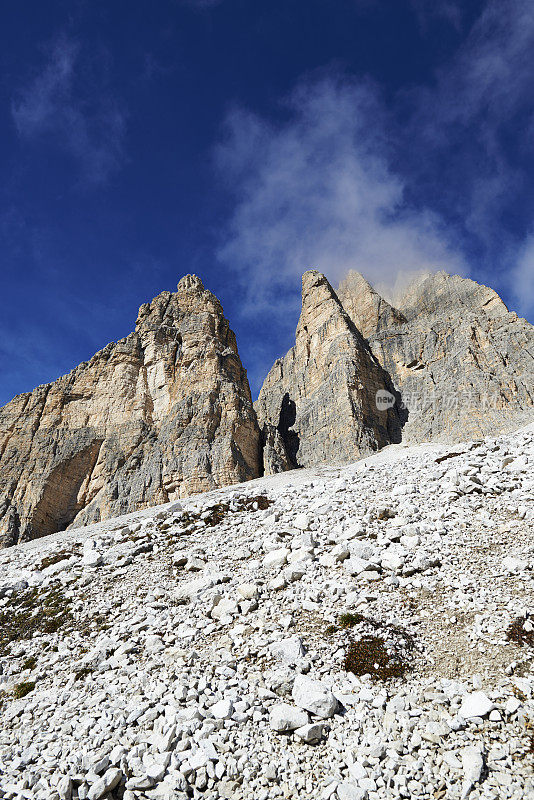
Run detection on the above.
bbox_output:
[0,424,533,800]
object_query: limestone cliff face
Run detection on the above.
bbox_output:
[3,267,532,546]
[397,271,508,322]
[0,275,261,546]
[340,271,534,443]
[255,271,404,472]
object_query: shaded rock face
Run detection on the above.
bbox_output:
[0,275,261,546]
[340,271,534,443]
[255,271,404,473]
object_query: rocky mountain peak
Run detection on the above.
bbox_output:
[0,265,532,548]
[338,270,533,443]
[256,270,403,473]
[136,275,223,334]
[300,268,339,310]
[337,269,407,338]
[256,268,533,468]
[296,270,360,346]
[397,270,509,321]
[0,277,261,547]
[177,273,204,293]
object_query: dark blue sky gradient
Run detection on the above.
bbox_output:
[1,0,533,406]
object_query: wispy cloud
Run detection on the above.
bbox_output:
[410,0,464,33]
[12,35,126,186]
[404,0,534,318]
[215,1,534,322]
[215,74,467,321]
[510,234,534,319]
[404,0,534,243]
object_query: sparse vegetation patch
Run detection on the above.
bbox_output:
[74,666,93,682]
[376,507,396,521]
[338,612,367,629]
[13,681,35,699]
[344,635,410,681]
[38,549,76,571]
[0,587,72,654]
[327,612,416,682]
[507,615,534,648]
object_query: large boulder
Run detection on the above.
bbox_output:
[292,674,338,719]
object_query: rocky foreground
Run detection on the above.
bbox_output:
[0,425,533,800]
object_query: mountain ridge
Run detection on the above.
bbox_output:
[0,268,533,546]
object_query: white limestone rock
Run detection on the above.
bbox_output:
[269,635,306,664]
[292,674,338,719]
[294,722,329,743]
[263,548,290,569]
[461,747,484,799]
[459,691,494,719]
[87,768,123,800]
[236,583,258,600]
[209,698,234,720]
[269,703,309,732]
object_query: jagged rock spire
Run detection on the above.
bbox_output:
[255,270,403,473]
[0,276,261,547]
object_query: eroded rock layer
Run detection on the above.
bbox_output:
[255,271,403,472]
[0,275,261,546]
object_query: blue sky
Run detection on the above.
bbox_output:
[1,0,533,406]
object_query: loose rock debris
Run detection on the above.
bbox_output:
[0,425,533,799]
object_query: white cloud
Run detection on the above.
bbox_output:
[215,74,467,320]
[215,1,534,326]
[404,0,534,243]
[432,0,534,124]
[12,36,126,186]
[510,235,534,319]
[408,0,534,320]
